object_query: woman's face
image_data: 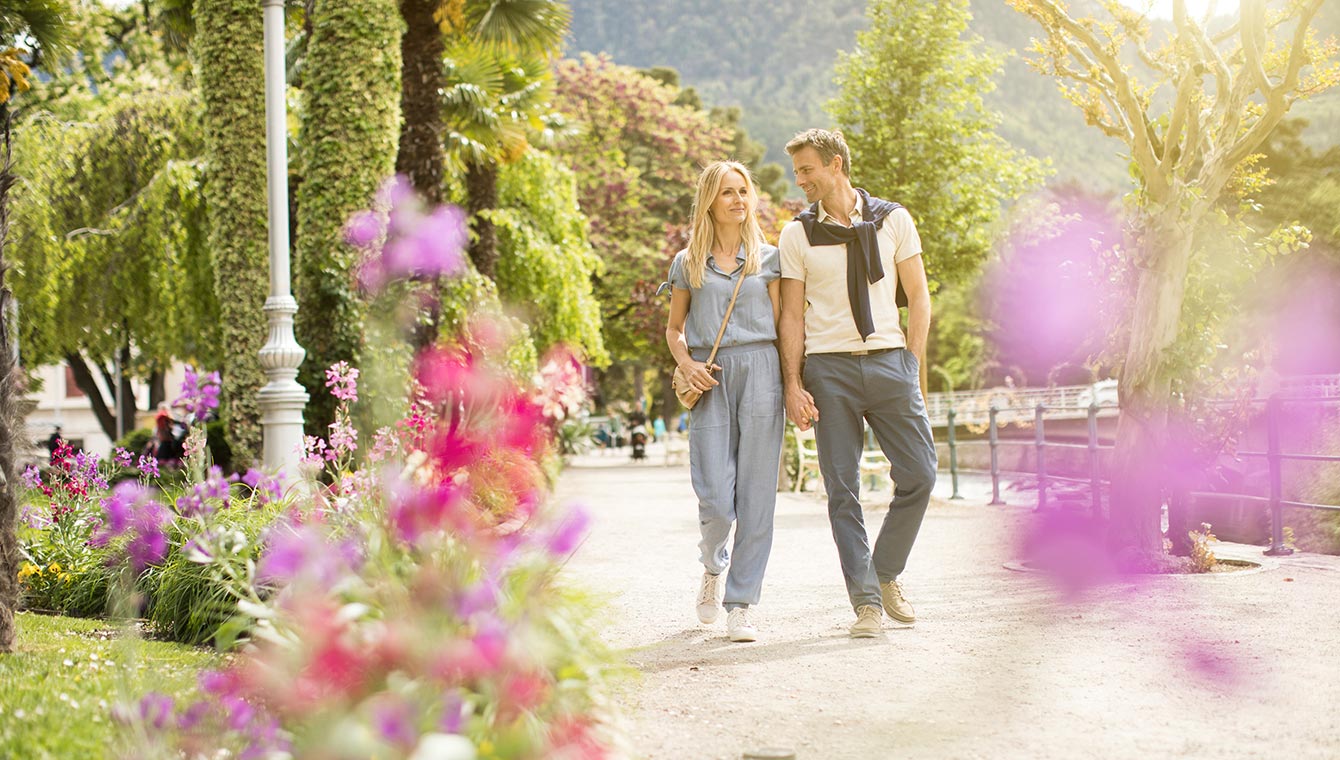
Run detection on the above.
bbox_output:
[709,170,750,228]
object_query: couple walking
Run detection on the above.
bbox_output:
[663,129,937,641]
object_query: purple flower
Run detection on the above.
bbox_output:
[241,468,263,489]
[256,523,361,586]
[545,506,591,556]
[137,455,160,478]
[176,492,206,518]
[203,466,231,501]
[20,465,41,490]
[344,209,384,248]
[221,695,255,732]
[175,366,222,422]
[353,176,468,292]
[127,501,173,570]
[176,701,210,731]
[372,698,417,747]
[93,481,145,544]
[456,579,499,619]
[138,692,175,731]
[114,447,134,468]
[438,691,465,734]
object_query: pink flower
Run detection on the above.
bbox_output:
[324,361,360,403]
[329,416,358,455]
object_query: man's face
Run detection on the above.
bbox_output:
[791,146,841,204]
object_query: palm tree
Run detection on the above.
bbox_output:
[444,43,554,279]
[396,0,569,277]
[0,0,70,654]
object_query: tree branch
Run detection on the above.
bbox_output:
[64,352,117,440]
[1031,0,1167,200]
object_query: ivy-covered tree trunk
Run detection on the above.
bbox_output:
[194,0,269,466]
[1109,215,1196,562]
[397,0,445,204]
[0,106,22,652]
[295,0,403,435]
[465,159,499,279]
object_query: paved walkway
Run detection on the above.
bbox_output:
[556,443,1340,760]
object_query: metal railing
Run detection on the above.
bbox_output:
[926,384,1118,428]
[975,402,1115,515]
[1180,394,1340,556]
[940,391,1340,558]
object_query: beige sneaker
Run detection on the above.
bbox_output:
[850,604,883,638]
[727,608,758,642]
[880,579,916,625]
[696,572,722,624]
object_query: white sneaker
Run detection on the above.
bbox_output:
[696,572,722,624]
[727,607,758,642]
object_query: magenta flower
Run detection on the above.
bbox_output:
[175,366,222,422]
[114,447,134,468]
[138,692,175,730]
[324,361,360,403]
[351,175,468,292]
[545,506,591,557]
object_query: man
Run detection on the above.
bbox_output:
[778,128,937,638]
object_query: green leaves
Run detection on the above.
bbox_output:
[830,0,1047,290]
[9,91,216,370]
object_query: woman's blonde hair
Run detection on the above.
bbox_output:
[683,161,765,289]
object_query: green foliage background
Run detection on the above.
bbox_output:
[193,0,270,466]
[294,0,404,435]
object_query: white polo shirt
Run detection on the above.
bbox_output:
[779,194,922,354]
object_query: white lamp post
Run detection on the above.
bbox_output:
[257,0,308,475]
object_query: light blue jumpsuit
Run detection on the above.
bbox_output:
[667,245,785,610]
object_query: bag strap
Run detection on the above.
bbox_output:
[704,268,747,366]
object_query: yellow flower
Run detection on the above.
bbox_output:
[48,562,62,573]
[18,562,39,580]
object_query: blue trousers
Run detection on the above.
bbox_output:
[804,349,937,612]
[689,342,784,610]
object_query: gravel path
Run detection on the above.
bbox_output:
[556,447,1340,760]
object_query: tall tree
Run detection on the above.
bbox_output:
[193,0,270,466]
[10,91,214,442]
[1010,0,1338,559]
[395,0,569,279]
[294,0,402,435]
[551,54,733,364]
[830,0,1047,289]
[493,150,607,364]
[0,0,70,654]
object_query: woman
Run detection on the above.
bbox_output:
[664,161,784,643]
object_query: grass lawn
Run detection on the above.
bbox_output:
[0,611,224,760]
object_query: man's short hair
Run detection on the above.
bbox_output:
[785,128,852,177]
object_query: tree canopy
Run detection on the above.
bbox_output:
[830,0,1048,290]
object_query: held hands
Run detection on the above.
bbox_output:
[785,382,819,430]
[679,360,721,393]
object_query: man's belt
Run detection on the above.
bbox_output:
[818,347,898,358]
